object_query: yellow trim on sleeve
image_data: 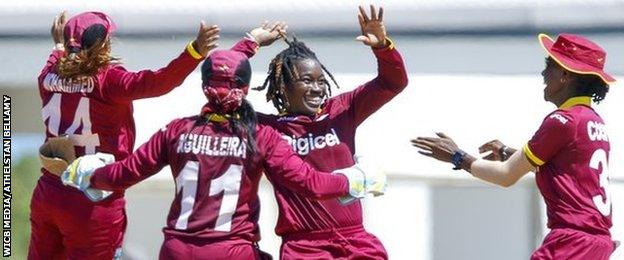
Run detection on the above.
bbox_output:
[186,41,204,60]
[523,144,545,166]
[559,96,591,109]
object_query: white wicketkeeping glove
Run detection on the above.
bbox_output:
[333,160,387,205]
[62,153,115,202]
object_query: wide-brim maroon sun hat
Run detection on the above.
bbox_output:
[538,33,615,84]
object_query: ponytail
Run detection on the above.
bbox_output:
[229,99,258,154]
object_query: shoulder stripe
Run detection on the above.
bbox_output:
[523,144,545,166]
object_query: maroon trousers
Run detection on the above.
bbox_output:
[531,228,614,260]
[28,175,126,260]
[159,234,272,260]
[280,225,387,260]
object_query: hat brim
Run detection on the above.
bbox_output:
[538,34,615,84]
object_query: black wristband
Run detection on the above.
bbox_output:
[451,150,467,170]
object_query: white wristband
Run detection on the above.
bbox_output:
[53,43,65,51]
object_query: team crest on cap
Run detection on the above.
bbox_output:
[219,64,230,72]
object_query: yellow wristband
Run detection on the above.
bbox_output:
[384,37,395,50]
[374,37,395,50]
[186,41,203,60]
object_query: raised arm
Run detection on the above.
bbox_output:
[344,5,409,125]
[39,11,67,81]
[101,22,220,102]
[230,21,288,58]
[356,5,407,88]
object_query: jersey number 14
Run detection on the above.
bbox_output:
[41,93,100,154]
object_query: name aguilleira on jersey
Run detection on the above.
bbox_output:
[176,133,247,158]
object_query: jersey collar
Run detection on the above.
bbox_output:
[559,96,591,109]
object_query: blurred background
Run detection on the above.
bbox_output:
[4,0,624,259]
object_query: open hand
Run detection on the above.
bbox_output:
[249,21,287,47]
[193,21,220,57]
[479,139,507,161]
[410,132,459,163]
[356,5,387,48]
[51,11,67,46]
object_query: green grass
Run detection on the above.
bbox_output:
[12,155,40,259]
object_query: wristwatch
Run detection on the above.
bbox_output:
[451,150,467,170]
[499,145,510,161]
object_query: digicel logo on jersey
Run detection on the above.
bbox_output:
[282,128,341,156]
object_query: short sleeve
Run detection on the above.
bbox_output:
[524,111,576,166]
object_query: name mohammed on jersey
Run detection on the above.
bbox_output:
[176,133,247,158]
[282,128,341,156]
[42,73,95,94]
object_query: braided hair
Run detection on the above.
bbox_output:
[254,37,339,113]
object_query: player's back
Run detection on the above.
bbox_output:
[535,104,612,235]
[38,51,136,161]
[162,116,266,242]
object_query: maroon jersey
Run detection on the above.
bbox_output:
[257,44,408,236]
[89,116,349,242]
[524,96,612,235]
[38,45,204,162]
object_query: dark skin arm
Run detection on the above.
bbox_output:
[478,139,517,162]
[412,133,535,187]
[410,132,477,173]
[51,11,67,49]
[356,5,388,48]
[191,21,220,57]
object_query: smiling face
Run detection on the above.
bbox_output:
[541,57,568,103]
[283,58,328,115]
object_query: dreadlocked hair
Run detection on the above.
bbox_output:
[254,37,339,113]
[56,24,119,79]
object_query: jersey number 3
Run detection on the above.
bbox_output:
[590,149,612,217]
[174,161,243,232]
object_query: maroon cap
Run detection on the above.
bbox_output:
[64,11,116,49]
[201,50,251,90]
[539,33,615,84]
[200,50,252,114]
